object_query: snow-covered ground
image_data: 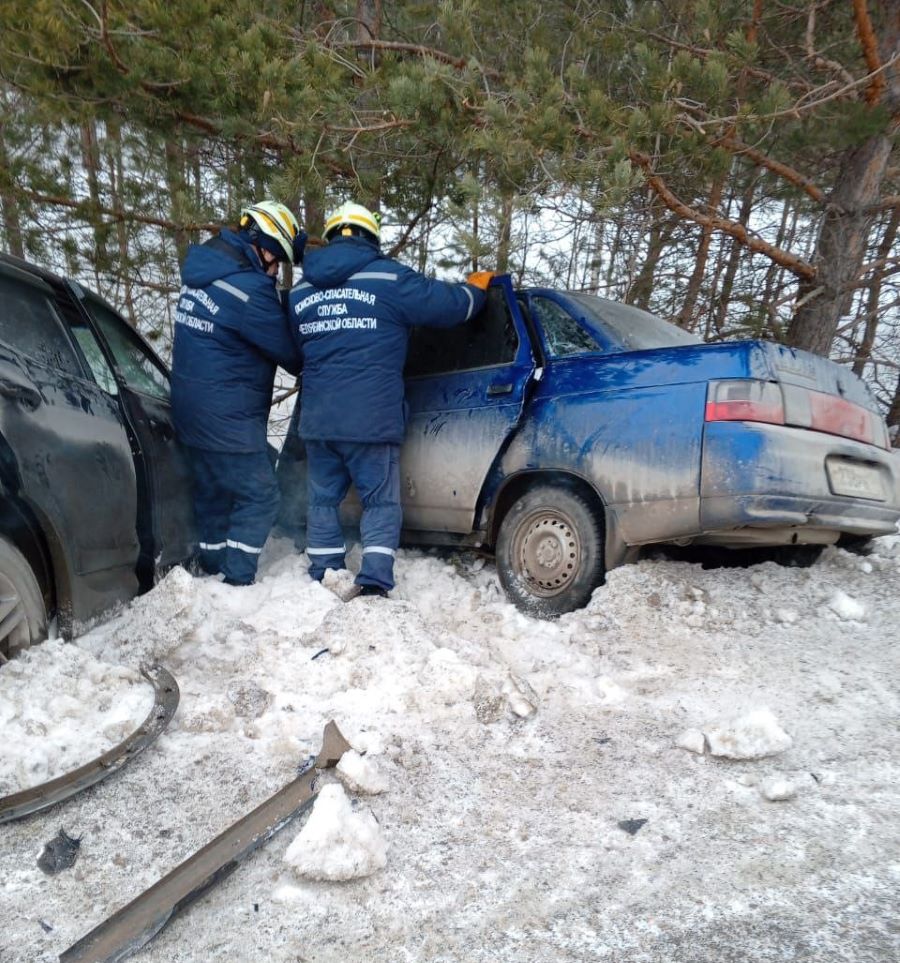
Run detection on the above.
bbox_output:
[1,537,899,962]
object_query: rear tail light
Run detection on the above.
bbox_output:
[705,380,785,425]
[781,384,889,448]
[706,379,890,449]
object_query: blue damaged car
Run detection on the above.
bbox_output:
[276,276,900,617]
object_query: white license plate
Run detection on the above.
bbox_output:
[826,458,886,501]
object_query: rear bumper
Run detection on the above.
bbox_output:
[700,422,900,538]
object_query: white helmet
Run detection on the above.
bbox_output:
[324,202,381,244]
[240,200,304,264]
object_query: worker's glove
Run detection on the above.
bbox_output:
[466,271,495,291]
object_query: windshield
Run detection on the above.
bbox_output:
[566,293,701,351]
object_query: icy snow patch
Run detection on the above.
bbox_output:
[760,775,798,801]
[284,783,387,880]
[0,640,153,793]
[826,590,866,621]
[675,728,706,754]
[337,749,389,795]
[704,708,793,760]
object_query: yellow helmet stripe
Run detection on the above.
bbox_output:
[325,212,380,235]
[248,205,295,244]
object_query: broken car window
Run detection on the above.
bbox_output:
[405,287,519,377]
[0,271,83,377]
[529,296,600,357]
[82,297,170,400]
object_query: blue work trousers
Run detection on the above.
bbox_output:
[305,440,402,591]
[186,447,279,585]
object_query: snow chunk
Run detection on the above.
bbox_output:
[704,708,793,760]
[284,784,386,881]
[826,590,866,621]
[503,673,538,718]
[675,728,706,754]
[760,775,798,801]
[337,749,389,795]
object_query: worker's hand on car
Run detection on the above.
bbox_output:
[466,271,496,291]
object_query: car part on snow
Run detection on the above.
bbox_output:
[617,818,648,837]
[0,664,179,825]
[60,720,352,963]
[495,484,605,618]
[37,828,82,875]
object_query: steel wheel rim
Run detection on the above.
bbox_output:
[0,572,28,657]
[512,507,582,598]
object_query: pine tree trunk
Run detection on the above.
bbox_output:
[760,201,798,339]
[887,374,900,448]
[588,218,604,292]
[496,191,513,275]
[676,169,727,330]
[0,121,23,258]
[80,120,107,286]
[628,207,677,309]
[787,133,894,355]
[164,137,190,264]
[106,119,136,326]
[712,170,758,335]
[852,206,900,377]
[604,218,622,292]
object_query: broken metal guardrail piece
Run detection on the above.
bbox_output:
[0,664,179,825]
[60,720,352,963]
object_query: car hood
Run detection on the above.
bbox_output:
[300,236,381,287]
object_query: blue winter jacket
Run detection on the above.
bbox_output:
[288,236,485,444]
[171,229,301,452]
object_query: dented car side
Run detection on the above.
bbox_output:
[278,276,900,616]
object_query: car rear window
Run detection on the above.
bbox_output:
[566,294,700,351]
[0,271,84,377]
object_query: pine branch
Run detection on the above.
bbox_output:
[713,134,826,204]
[628,151,817,281]
[690,54,900,129]
[332,39,502,80]
[20,188,220,233]
[852,0,887,106]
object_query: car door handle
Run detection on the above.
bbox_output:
[0,377,42,410]
[487,382,514,396]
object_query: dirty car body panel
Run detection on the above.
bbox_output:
[276,278,900,613]
[0,254,194,640]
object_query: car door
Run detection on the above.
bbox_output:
[401,278,537,532]
[68,286,196,572]
[0,262,141,619]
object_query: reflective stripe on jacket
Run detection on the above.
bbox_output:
[171,230,301,452]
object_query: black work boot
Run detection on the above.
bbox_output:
[357,584,388,599]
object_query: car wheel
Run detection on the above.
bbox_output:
[496,485,605,618]
[0,535,47,661]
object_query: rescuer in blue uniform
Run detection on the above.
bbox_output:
[171,200,307,586]
[288,201,492,597]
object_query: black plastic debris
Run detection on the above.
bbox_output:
[38,919,54,933]
[617,818,648,837]
[38,828,81,875]
[311,648,330,661]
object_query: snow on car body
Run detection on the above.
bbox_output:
[278,275,900,616]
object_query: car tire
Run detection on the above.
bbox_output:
[496,484,605,618]
[0,535,47,660]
